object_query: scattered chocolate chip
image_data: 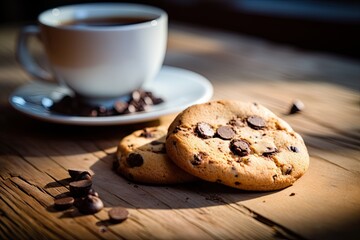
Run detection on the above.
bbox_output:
[126,153,144,168]
[262,147,277,157]
[68,169,89,180]
[114,101,128,114]
[88,188,99,197]
[289,99,304,114]
[54,192,72,199]
[77,195,104,214]
[131,90,141,101]
[216,126,235,140]
[75,171,92,181]
[195,122,214,139]
[230,139,250,156]
[126,104,137,113]
[108,207,129,222]
[69,179,92,198]
[289,193,296,196]
[289,146,299,153]
[191,152,208,166]
[54,197,74,210]
[49,89,163,117]
[151,97,164,105]
[234,182,240,185]
[282,164,293,175]
[247,116,266,130]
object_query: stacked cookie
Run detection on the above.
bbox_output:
[114,100,309,191]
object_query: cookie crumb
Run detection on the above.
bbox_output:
[289,192,295,196]
[99,226,107,233]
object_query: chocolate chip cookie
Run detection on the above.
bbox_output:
[115,126,197,184]
[166,100,309,191]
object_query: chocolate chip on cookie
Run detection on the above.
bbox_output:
[216,126,235,140]
[230,139,250,156]
[282,164,293,175]
[262,147,277,157]
[196,122,214,139]
[116,126,197,184]
[139,128,154,138]
[150,140,163,145]
[289,146,299,153]
[126,153,144,168]
[247,116,266,130]
[229,118,244,127]
[191,152,208,166]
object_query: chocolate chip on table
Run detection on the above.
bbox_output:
[247,116,266,130]
[196,122,214,139]
[216,126,235,140]
[77,195,104,214]
[289,99,304,114]
[289,146,299,153]
[68,169,91,180]
[126,153,144,167]
[88,188,99,197]
[108,207,129,223]
[75,171,92,181]
[230,139,250,156]
[69,179,93,198]
[54,197,75,210]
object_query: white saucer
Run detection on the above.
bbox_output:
[9,66,213,125]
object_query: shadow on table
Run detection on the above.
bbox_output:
[88,153,277,210]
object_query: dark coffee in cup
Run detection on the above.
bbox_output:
[61,16,155,27]
[17,3,168,99]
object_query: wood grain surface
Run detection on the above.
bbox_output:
[0,24,359,240]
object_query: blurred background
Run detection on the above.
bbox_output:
[1,0,359,59]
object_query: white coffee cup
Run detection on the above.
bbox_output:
[17,3,167,102]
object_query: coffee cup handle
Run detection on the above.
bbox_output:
[16,25,54,82]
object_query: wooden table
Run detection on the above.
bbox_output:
[1,24,359,240]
